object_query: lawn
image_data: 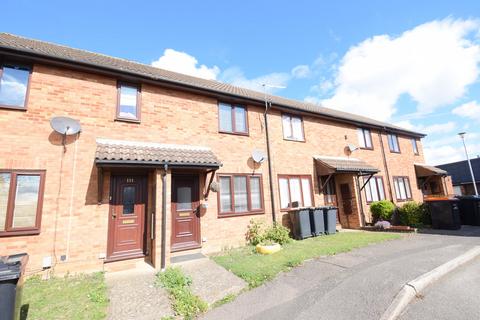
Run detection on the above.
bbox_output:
[212,231,400,288]
[21,272,108,320]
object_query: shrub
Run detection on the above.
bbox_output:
[370,200,396,222]
[398,201,429,227]
[246,219,292,246]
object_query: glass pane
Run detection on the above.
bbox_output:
[0,173,10,230]
[370,179,379,202]
[250,177,261,210]
[393,136,399,152]
[219,103,233,132]
[364,130,372,148]
[177,186,192,211]
[0,66,29,107]
[13,175,40,228]
[234,176,248,212]
[289,178,302,207]
[279,178,290,209]
[234,107,247,133]
[282,115,292,138]
[364,178,373,202]
[412,139,418,154]
[118,85,138,119]
[292,117,304,140]
[219,177,232,212]
[377,178,385,200]
[301,178,312,207]
[398,179,407,200]
[122,186,135,215]
[405,179,412,198]
[388,135,394,151]
[357,128,366,148]
[394,179,401,200]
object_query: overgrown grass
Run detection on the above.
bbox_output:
[21,272,108,320]
[156,267,208,320]
[212,231,400,288]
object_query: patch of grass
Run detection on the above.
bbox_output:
[211,293,237,308]
[212,231,400,288]
[157,267,208,320]
[21,272,108,320]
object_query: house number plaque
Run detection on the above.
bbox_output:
[178,212,190,217]
[122,219,135,224]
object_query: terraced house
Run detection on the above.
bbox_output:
[0,33,453,274]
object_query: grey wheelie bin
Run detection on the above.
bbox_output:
[0,253,29,320]
[456,196,480,226]
[309,207,325,236]
[289,208,313,240]
[426,198,461,230]
[324,206,338,235]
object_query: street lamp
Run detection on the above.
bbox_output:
[458,132,478,196]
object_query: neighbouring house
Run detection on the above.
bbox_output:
[0,33,452,274]
[437,158,480,195]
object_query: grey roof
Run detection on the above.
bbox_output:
[437,158,480,185]
[414,163,448,178]
[0,33,424,137]
[95,138,221,168]
[314,156,379,174]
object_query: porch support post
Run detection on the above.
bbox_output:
[97,167,103,204]
[359,173,374,191]
[161,163,168,271]
[355,175,366,227]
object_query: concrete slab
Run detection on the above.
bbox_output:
[177,257,247,305]
[105,265,173,320]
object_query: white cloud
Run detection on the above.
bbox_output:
[291,65,311,78]
[151,49,220,80]
[424,142,480,165]
[395,120,456,135]
[452,100,480,120]
[321,18,480,121]
[220,67,290,93]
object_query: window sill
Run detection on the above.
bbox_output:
[389,151,401,154]
[0,104,27,111]
[218,211,264,218]
[360,147,374,151]
[283,137,305,143]
[218,130,249,137]
[0,229,40,237]
[115,117,141,124]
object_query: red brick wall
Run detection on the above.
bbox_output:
[0,63,440,274]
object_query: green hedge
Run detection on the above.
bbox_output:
[398,201,430,227]
[370,200,395,222]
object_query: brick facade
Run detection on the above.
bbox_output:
[0,58,451,275]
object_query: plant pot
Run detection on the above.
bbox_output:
[256,243,282,255]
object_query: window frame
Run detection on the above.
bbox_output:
[217,102,249,136]
[116,81,141,123]
[0,169,46,237]
[281,113,305,142]
[393,176,413,201]
[0,60,33,111]
[277,174,314,211]
[387,133,401,153]
[217,173,264,217]
[357,128,373,150]
[364,176,386,204]
[411,138,419,155]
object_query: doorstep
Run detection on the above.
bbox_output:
[103,257,155,273]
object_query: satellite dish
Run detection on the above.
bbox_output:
[252,149,266,163]
[50,116,81,135]
[347,144,359,152]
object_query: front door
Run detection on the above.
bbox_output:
[340,183,353,215]
[108,175,147,260]
[171,174,201,252]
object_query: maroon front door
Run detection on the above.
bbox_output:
[171,174,201,252]
[108,175,147,260]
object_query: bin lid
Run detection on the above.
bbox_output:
[0,253,28,281]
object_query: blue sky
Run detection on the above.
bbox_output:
[3,0,480,165]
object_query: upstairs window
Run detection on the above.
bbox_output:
[0,63,31,109]
[278,175,313,209]
[364,176,386,203]
[0,170,45,236]
[218,174,263,216]
[411,138,419,155]
[218,103,248,134]
[282,114,304,141]
[357,128,373,149]
[388,134,400,153]
[117,82,140,121]
[393,176,412,201]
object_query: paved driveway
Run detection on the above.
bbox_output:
[203,227,480,320]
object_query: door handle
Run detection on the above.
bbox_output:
[112,213,117,219]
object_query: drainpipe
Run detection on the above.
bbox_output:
[161,163,168,271]
[378,129,394,201]
[264,100,276,222]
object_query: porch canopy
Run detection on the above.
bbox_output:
[414,163,447,178]
[95,138,222,169]
[314,155,379,192]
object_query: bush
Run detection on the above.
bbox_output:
[370,200,395,222]
[398,201,429,227]
[246,219,292,246]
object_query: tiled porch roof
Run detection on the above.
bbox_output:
[414,163,448,178]
[95,138,221,168]
[314,155,379,175]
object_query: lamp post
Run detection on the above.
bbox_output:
[458,132,478,196]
